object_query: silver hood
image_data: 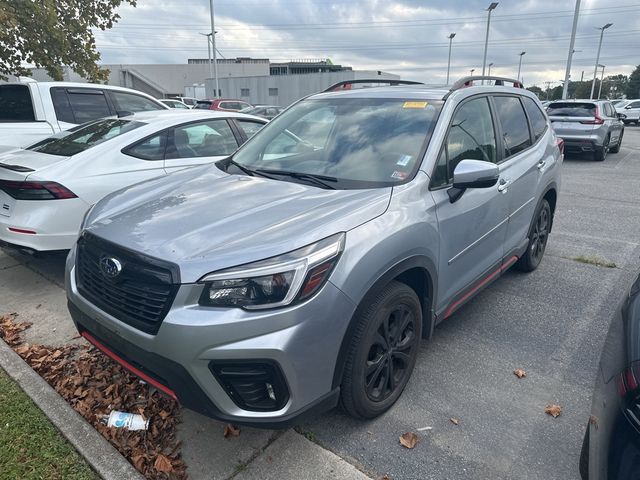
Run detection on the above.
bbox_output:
[85,164,392,282]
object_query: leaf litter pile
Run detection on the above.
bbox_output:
[0,314,187,479]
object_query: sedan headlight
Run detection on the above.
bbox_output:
[198,233,345,309]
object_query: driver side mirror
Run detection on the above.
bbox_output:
[617,112,627,120]
[625,105,633,110]
[448,159,499,203]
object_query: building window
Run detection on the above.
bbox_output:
[240,88,250,96]
[268,88,278,96]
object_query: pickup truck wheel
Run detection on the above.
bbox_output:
[610,130,623,153]
[594,136,609,161]
[515,199,551,272]
[340,281,422,419]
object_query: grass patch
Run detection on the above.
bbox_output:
[0,368,98,480]
[571,255,617,268]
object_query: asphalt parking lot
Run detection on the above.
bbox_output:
[2,126,640,480]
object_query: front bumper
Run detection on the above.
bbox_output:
[65,246,356,427]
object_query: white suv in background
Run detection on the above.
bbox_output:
[618,99,640,125]
[0,79,169,148]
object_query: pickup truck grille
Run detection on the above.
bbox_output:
[76,232,180,335]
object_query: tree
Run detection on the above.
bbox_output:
[0,0,135,82]
[606,74,628,99]
[527,85,543,99]
[626,65,640,99]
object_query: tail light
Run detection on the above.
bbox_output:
[556,138,565,155]
[0,180,77,200]
[581,107,605,125]
[617,363,640,397]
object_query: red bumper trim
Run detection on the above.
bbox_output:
[81,331,178,400]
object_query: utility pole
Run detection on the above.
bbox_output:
[199,33,213,82]
[544,81,552,99]
[517,52,526,82]
[481,3,498,84]
[488,62,494,76]
[590,23,613,99]
[562,0,580,99]
[597,64,605,99]
[580,71,584,82]
[209,0,219,98]
[446,33,456,84]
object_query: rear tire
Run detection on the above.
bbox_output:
[340,281,422,419]
[515,199,551,272]
[610,130,623,153]
[594,135,609,161]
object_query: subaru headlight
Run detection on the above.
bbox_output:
[198,233,345,309]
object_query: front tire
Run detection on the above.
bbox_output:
[515,199,551,272]
[340,281,422,419]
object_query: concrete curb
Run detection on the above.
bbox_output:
[0,337,144,480]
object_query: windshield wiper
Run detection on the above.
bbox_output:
[226,159,277,179]
[254,168,337,190]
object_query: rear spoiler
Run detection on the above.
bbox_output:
[0,162,34,173]
[322,79,424,93]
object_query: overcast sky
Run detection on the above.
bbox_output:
[94,0,640,89]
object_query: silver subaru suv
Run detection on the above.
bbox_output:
[66,77,563,427]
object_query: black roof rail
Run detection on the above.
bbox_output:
[443,76,524,99]
[322,79,424,93]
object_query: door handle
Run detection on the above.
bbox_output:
[498,179,511,193]
[537,160,546,170]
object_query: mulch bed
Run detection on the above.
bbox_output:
[0,313,188,479]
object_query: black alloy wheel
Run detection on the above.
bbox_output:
[515,198,551,272]
[341,281,422,419]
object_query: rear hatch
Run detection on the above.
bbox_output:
[547,102,600,137]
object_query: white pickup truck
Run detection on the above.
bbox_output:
[0,79,169,147]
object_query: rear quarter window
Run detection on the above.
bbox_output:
[547,102,596,117]
[0,85,35,122]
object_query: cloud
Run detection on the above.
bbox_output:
[95,0,640,88]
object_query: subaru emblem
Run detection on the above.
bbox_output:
[99,256,122,278]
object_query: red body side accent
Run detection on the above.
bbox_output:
[443,256,518,319]
[8,227,36,234]
[81,331,178,400]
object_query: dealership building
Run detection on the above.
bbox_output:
[24,58,399,107]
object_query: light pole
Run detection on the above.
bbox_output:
[562,0,581,99]
[199,33,213,82]
[209,0,219,98]
[481,2,499,84]
[590,23,612,99]
[446,33,456,84]
[597,64,605,99]
[488,62,494,76]
[516,52,526,82]
[470,68,475,76]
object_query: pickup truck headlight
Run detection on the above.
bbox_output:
[198,233,345,309]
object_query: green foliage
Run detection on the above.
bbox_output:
[626,65,640,98]
[527,85,543,99]
[0,369,98,479]
[0,0,136,82]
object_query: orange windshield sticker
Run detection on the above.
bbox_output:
[403,101,428,109]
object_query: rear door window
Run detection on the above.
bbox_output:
[236,120,264,139]
[0,85,35,122]
[522,97,547,141]
[123,131,167,161]
[65,89,111,124]
[547,102,596,117]
[165,119,238,159]
[493,96,532,159]
[108,91,162,112]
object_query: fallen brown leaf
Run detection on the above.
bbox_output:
[513,368,527,379]
[399,431,418,449]
[153,454,173,473]
[545,404,562,418]
[449,417,460,426]
[589,415,599,429]
[223,424,240,438]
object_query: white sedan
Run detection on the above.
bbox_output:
[0,110,266,252]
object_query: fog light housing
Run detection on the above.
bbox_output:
[209,360,290,411]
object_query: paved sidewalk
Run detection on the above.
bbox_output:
[0,249,373,480]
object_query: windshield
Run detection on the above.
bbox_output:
[547,102,596,117]
[27,119,144,156]
[229,97,442,189]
